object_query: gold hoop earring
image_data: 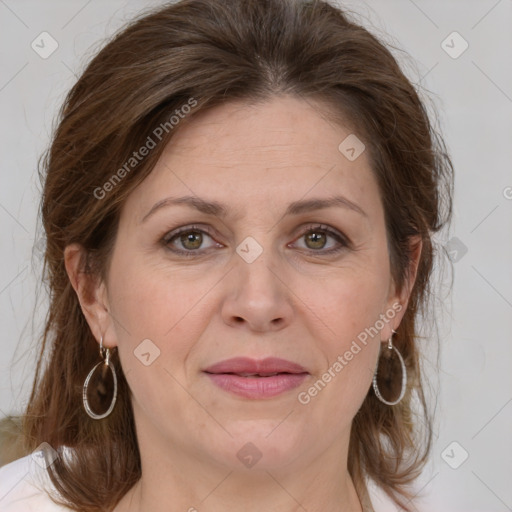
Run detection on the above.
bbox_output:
[372,330,407,406]
[82,335,118,419]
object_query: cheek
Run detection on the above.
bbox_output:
[109,243,216,330]
[307,259,390,344]
[322,278,385,377]
[297,263,389,419]
[106,256,216,436]
[105,249,211,367]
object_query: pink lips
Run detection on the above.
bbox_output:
[203,357,309,399]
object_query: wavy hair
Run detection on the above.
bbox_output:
[13,0,453,510]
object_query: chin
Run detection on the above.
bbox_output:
[209,422,306,471]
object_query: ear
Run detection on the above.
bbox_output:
[64,243,117,349]
[382,235,422,340]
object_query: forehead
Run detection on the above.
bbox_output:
[166,96,355,162]
[122,95,381,223]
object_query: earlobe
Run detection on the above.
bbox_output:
[64,243,112,346]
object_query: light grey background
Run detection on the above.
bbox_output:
[1,1,511,511]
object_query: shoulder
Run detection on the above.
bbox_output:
[0,448,72,511]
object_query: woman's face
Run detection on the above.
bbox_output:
[82,96,408,473]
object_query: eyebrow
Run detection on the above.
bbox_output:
[140,194,367,223]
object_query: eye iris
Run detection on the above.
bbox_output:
[173,229,333,252]
[306,231,326,250]
[180,231,202,250]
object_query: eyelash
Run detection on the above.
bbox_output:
[161,224,350,257]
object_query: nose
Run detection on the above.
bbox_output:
[220,247,294,333]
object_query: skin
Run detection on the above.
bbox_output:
[65,95,421,512]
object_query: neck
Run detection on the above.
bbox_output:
[113,436,365,512]
[120,471,364,512]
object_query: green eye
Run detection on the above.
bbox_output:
[179,231,203,250]
[304,231,328,250]
[162,223,349,257]
[163,225,217,255]
[294,225,349,255]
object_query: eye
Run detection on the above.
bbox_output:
[163,225,221,255]
[291,224,349,255]
[162,223,349,257]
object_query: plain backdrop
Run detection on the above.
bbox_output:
[0,1,511,511]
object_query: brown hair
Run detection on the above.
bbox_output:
[16,0,453,510]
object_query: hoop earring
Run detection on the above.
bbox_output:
[372,330,407,406]
[82,335,118,419]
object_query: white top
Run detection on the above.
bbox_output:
[0,450,70,511]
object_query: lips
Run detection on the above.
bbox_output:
[203,357,308,376]
[203,357,309,399]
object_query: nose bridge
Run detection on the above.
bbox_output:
[221,232,293,331]
[235,232,282,296]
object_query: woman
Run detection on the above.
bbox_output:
[0,0,453,510]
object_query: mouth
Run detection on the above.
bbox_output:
[203,357,309,399]
[223,372,288,377]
